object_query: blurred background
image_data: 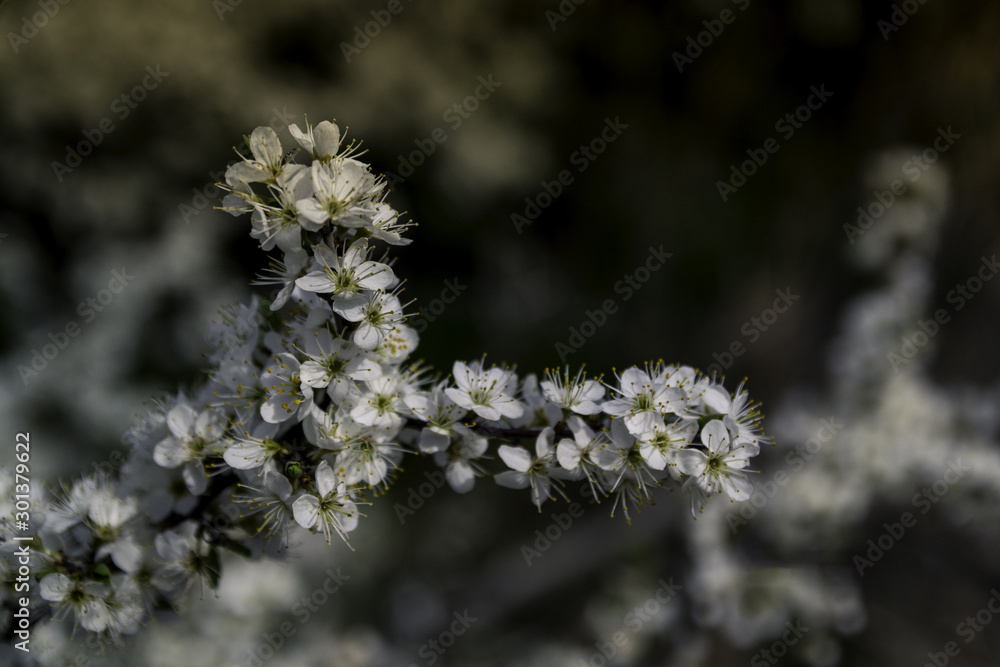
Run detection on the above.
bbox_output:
[2,0,999,665]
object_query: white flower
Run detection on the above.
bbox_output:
[335,290,406,351]
[152,530,210,594]
[295,238,395,298]
[260,353,315,424]
[289,118,343,161]
[248,165,318,252]
[86,488,139,532]
[432,425,488,493]
[209,361,272,433]
[225,126,285,185]
[45,475,102,533]
[602,366,686,434]
[302,405,352,451]
[724,380,768,453]
[87,488,142,573]
[556,416,616,499]
[494,427,568,509]
[676,420,755,516]
[637,418,698,474]
[600,417,662,505]
[296,158,381,228]
[39,573,112,633]
[223,435,285,471]
[406,382,466,453]
[368,202,413,246]
[298,328,382,401]
[233,473,295,546]
[445,359,525,421]
[373,323,419,363]
[542,366,606,415]
[350,370,418,430]
[333,418,405,488]
[153,404,228,495]
[291,461,359,546]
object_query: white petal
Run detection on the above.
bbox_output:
[250,126,282,168]
[338,501,359,532]
[498,445,532,472]
[676,449,708,477]
[446,460,476,493]
[313,121,341,158]
[195,408,227,442]
[299,360,330,387]
[153,437,188,469]
[353,322,382,350]
[494,470,529,489]
[618,367,650,395]
[496,398,525,420]
[39,573,73,602]
[183,460,208,495]
[108,539,143,573]
[720,472,754,500]
[418,428,451,454]
[315,460,338,497]
[292,494,319,529]
[224,441,269,470]
[166,404,197,440]
[701,420,730,455]
[332,295,367,321]
[702,386,732,414]
[556,440,582,470]
[451,361,472,390]
[639,442,668,470]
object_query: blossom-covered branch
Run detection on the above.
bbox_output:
[0,117,767,644]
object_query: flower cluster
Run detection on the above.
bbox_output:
[0,117,766,643]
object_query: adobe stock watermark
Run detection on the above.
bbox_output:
[409,277,467,334]
[878,0,931,41]
[843,126,960,244]
[51,65,171,182]
[383,75,502,187]
[7,0,72,54]
[672,0,751,73]
[750,620,810,666]
[716,84,833,202]
[920,589,1000,667]
[554,245,672,363]
[512,116,628,234]
[243,567,350,667]
[17,269,136,386]
[339,0,415,63]
[393,469,448,524]
[520,502,584,567]
[545,0,587,31]
[406,610,477,667]
[580,578,682,667]
[726,417,842,534]
[887,253,998,371]
[706,287,799,376]
[853,458,969,577]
